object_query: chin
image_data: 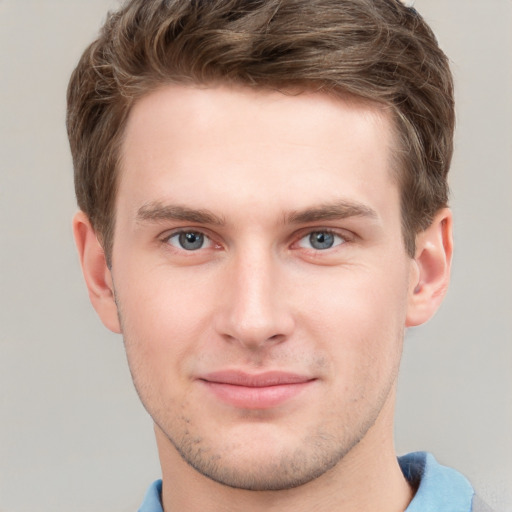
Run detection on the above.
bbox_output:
[164,420,363,491]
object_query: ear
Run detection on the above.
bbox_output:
[72,211,121,333]
[406,208,453,327]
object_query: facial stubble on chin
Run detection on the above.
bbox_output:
[151,388,395,492]
[127,356,395,492]
[114,288,399,492]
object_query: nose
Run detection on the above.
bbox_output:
[214,248,295,350]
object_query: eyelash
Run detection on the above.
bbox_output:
[162,229,218,252]
[295,229,348,251]
[160,227,352,254]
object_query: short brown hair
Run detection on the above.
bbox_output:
[67,0,454,262]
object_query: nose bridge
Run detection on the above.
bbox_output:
[218,242,293,348]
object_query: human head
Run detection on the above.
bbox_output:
[72,83,453,497]
[67,0,454,264]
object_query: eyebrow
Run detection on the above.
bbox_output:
[136,202,226,226]
[136,200,377,227]
[286,201,378,224]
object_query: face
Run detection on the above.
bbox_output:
[110,85,418,490]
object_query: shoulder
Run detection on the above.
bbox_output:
[137,479,163,512]
[399,452,492,512]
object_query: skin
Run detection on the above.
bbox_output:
[74,84,452,512]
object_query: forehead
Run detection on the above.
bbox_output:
[123,84,392,154]
[118,84,398,224]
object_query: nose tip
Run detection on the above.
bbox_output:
[214,255,294,350]
[223,310,291,350]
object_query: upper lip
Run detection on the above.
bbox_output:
[198,370,315,387]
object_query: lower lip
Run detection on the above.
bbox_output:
[201,380,314,409]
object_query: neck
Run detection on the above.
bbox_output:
[155,394,414,512]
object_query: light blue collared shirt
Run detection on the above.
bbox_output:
[138,452,475,512]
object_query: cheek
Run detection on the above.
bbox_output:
[115,266,215,386]
[296,264,409,382]
[299,262,409,333]
[118,260,213,331]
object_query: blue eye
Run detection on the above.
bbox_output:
[298,231,345,250]
[167,231,210,251]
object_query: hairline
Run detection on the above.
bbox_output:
[101,80,419,264]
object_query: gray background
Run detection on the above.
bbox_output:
[0,1,510,511]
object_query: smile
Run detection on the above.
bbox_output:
[198,371,317,409]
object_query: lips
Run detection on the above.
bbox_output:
[198,370,316,409]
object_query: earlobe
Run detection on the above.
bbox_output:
[406,208,453,327]
[72,211,121,333]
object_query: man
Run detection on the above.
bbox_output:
[66,0,491,510]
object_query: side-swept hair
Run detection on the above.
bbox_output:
[67,0,454,262]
